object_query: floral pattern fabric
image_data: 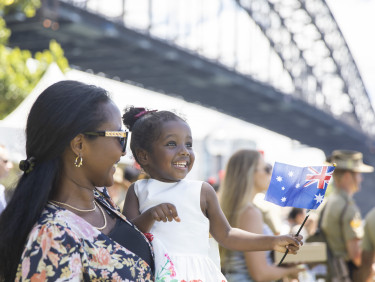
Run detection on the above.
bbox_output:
[15,187,154,281]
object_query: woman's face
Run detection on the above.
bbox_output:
[82,102,126,187]
[253,156,272,192]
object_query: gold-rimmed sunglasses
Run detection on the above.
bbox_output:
[83,131,128,153]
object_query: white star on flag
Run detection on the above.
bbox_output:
[295,183,300,188]
[314,193,324,204]
[276,176,283,182]
[281,197,286,202]
[282,186,285,190]
[288,171,294,177]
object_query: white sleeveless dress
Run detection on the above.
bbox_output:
[135,178,227,282]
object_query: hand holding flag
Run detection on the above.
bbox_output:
[264,162,335,265]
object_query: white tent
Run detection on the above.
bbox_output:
[0,64,325,179]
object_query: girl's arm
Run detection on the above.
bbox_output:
[239,205,303,281]
[123,184,180,233]
[202,182,302,253]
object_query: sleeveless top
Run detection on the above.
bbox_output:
[135,178,227,281]
[224,224,274,282]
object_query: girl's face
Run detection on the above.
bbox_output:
[143,119,195,182]
[253,156,272,192]
[82,102,126,187]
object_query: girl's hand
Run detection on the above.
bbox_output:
[149,203,181,223]
[273,234,303,254]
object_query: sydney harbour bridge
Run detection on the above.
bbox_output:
[5,0,375,214]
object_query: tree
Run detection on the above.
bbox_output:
[0,0,69,119]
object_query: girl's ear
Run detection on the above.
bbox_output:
[136,149,149,166]
[70,134,85,156]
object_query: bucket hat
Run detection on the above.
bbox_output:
[326,150,374,173]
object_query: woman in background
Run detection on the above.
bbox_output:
[220,149,302,281]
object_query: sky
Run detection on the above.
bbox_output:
[326,0,375,105]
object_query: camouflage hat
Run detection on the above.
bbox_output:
[326,150,374,173]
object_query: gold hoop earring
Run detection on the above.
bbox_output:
[74,155,83,168]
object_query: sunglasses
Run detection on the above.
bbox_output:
[84,130,128,153]
[265,163,272,174]
[257,163,273,174]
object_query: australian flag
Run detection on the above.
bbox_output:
[264,162,335,210]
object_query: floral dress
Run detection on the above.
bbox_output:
[15,187,154,281]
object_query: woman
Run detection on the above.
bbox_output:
[219,149,302,281]
[0,81,154,281]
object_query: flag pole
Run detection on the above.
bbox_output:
[278,209,310,266]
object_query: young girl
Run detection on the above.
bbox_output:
[122,107,302,281]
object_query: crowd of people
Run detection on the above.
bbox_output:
[0,80,374,281]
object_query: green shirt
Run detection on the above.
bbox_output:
[362,207,375,252]
[321,188,363,259]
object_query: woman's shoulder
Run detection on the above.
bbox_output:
[23,205,85,255]
[239,204,263,224]
[237,204,264,233]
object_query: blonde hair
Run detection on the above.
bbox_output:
[218,149,261,266]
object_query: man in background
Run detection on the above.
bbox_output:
[355,207,375,281]
[322,150,373,280]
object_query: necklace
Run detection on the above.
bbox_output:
[50,200,96,212]
[95,202,107,231]
[50,200,107,231]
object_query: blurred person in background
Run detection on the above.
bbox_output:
[253,162,282,235]
[107,166,127,208]
[0,81,154,281]
[354,207,375,281]
[287,208,317,242]
[219,149,302,281]
[108,165,142,212]
[124,165,141,182]
[288,208,308,240]
[322,150,374,281]
[0,144,13,214]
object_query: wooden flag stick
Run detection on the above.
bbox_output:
[278,210,310,266]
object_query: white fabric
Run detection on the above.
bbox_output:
[135,178,227,281]
[0,184,7,214]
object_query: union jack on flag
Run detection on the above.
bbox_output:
[264,162,335,209]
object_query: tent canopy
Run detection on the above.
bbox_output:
[0,64,325,178]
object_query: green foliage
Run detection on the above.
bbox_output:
[1,0,41,17]
[0,0,69,119]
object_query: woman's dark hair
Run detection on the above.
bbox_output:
[122,106,184,166]
[0,80,111,281]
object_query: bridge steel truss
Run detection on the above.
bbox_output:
[237,0,375,137]
[5,0,375,214]
[38,0,375,139]
[5,0,375,148]
[52,0,375,139]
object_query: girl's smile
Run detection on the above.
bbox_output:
[142,119,195,182]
